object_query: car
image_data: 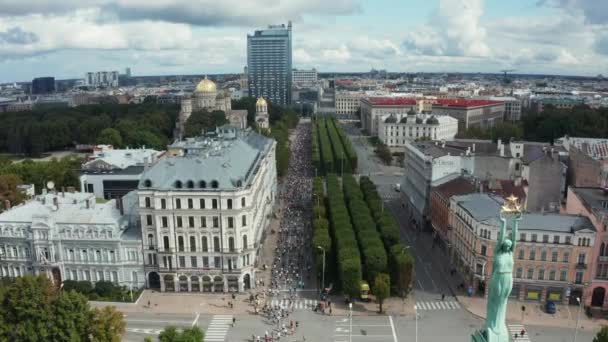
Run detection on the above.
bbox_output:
[394,183,401,192]
[545,300,556,314]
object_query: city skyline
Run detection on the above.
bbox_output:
[0,0,607,83]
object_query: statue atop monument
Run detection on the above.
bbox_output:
[472,195,523,342]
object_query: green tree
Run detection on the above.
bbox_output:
[97,128,124,147]
[89,306,126,342]
[49,290,92,341]
[0,174,26,209]
[158,326,204,342]
[390,244,414,297]
[374,143,393,165]
[373,273,390,314]
[184,110,227,137]
[595,326,608,342]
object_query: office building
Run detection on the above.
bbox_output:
[292,68,317,86]
[449,193,595,302]
[335,92,366,116]
[431,99,505,132]
[31,77,55,94]
[0,191,144,288]
[247,22,292,106]
[84,71,119,88]
[80,145,163,199]
[138,126,276,292]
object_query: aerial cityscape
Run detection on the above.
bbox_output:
[1,1,608,342]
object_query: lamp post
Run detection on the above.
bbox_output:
[572,296,582,342]
[349,302,353,342]
[317,246,325,293]
[414,304,418,342]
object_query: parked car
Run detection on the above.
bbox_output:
[545,300,556,314]
[394,183,401,192]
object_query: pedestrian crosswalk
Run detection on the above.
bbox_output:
[415,300,461,310]
[508,324,530,341]
[205,315,232,342]
[269,298,318,310]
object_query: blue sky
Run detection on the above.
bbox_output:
[0,0,606,83]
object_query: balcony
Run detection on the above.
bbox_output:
[576,262,587,270]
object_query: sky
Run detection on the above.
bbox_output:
[0,0,607,83]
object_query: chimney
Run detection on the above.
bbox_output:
[472,143,476,152]
[4,200,10,210]
[497,139,502,150]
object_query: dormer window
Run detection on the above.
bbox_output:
[199,181,207,188]
[186,180,194,189]
[175,180,183,189]
[211,180,219,189]
[144,179,152,187]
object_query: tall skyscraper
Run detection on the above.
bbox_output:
[247,21,292,106]
[31,77,55,94]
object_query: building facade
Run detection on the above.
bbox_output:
[138,126,276,293]
[247,22,292,106]
[378,112,458,148]
[430,177,476,247]
[84,71,119,88]
[31,77,55,94]
[292,68,317,86]
[449,193,595,303]
[431,99,505,132]
[361,97,417,135]
[80,145,162,199]
[556,136,608,188]
[335,92,365,116]
[563,187,608,309]
[0,191,144,289]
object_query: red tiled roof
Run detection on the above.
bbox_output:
[434,98,503,108]
[335,79,354,86]
[364,97,417,106]
[433,177,476,199]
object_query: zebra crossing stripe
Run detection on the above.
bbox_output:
[416,301,461,310]
[508,324,530,342]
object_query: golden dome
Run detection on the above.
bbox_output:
[256,97,267,106]
[195,76,217,93]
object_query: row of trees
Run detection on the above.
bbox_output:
[342,175,387,283]
[313,117,357,175]
[0,103,178,155]
[360,176,414,297]
[62,280,142,302]
[263,109,299,177]
[312,177,334,289]
[0,275,125,341]
[325,174,362,298]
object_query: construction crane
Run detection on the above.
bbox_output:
[500,69,516,84]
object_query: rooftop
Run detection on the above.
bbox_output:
[433,177,476,199]
[142,127,273,191]
[453,193,595,233]
[364,97,417,106]
[433,98,503,108]
[83,146,161,170]
[570,187,608,219]
[556,136,608,160]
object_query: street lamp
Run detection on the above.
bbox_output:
[317,246,325,293]
[414,304,418,342]
[572,296,582,342]
[349,302,353,342]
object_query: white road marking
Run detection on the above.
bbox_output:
[508,324,530,341]
[389,316,399,342]
[415,301,461,311]
[192,313,200,327]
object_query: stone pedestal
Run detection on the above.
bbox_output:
[471,329,487,342]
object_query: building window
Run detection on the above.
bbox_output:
[187,180,194,189]
[516,267,522,278]
[176,199,181,209]
[527,268,534,279]
[191,256,197,268]
[178,236,185,252]
[531,234,537,242]
[189,216,195,228]
[203,257,209,268]
[529,250,536,261]
[200,181,207,188]
[175,181,183,189]
[560,270,567,281]
[520,233,526,242]
[213,237,220,252]
[538,269,545,280]
[202,237,208,252]
[228,217,234,228]
[242,235,248,249]
[543,235,549,243]
[552,251,558,262]
[161,199,166,209]
[241,197,246,207]
[212,199,218,209]
[201,217,207,228]
[553,235,560,244]
[213,217,219,228]
[200,199,205,209]
[176,217,183,228]
[145,197,151,208]
[214,257,221,268]
[190,236,196,252]
[541,250,547,261]
[146,215,152,226]
[179,256,186,268]
[578,253,586,264]
[575,271,583,284]
[481,245,487,256]
[518,249,524,260]
[549,270,556,281]
[188,199,193,209]
[229,237,235,252]
[565,236,571,244]
[242,215,247,227]
[563,252,570,263]
[227,199,233,209]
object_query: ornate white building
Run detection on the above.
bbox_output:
[378,111,459,148]
[176,76,247,138]
[255,97,270,130]
[138,125,276,293]
[0,191,144,288]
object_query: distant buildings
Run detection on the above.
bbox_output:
[556,136,608,188]
[247,22,292,106]
[335,92,365,116]
[377,111,458,148]
[531,97,585,112]
[31,77,55,94]
[0,191,144,289]
[449,193,595,302]
[80,145,163,200]
[361,97,417,135]
[292,68,317,87]
[481,96,522,121]
[138,126,276,292]
[84,71,119,88]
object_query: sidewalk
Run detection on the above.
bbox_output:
[458,294,604,331]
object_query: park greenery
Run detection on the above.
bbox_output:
[261,107,299,178]
[459,105,608,143]
[595,326,608,342]
[0,275,125,341]
[157,326,205,342]
[184,110,228,138]
[62,280,143,303]
[373,273,391,313]
[0,103,179,155]
[313,117,358,175]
